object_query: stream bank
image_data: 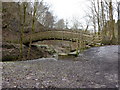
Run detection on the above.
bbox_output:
[2,40,109,62]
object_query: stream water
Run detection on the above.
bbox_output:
[57,45,119,61]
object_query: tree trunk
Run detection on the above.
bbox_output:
[19,3,27,60]
[97,0,101,36]
[118,3,120,44]
[109,1,116,44]
[18,3,23,60]
[27,2,37,59]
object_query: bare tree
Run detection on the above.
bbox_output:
[55,19,65,29]
[85,0,96,34]
[118,2,120,44]
[27,1,38,58]
[42,11,54,28]
[87,0,117,43]
[71,17,80,30]
[97,0,101,35]
[36,1,50,24]
[109,0,116,44]
[18,2,28,60]
[65,19,69,29]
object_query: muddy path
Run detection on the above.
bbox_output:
[2,45,119,88]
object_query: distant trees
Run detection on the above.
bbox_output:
[54,19,65,29]
[43,11,54,28]
[71,17,80,30]
[65,19,69,29]
[88,0,101,35]
[36,1,51,25]
[27,1,55,29]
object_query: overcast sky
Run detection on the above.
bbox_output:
[43,0,118,20]
[44,0,89,20]
[43,0,118,29]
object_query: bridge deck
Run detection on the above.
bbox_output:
[8,30,93,44]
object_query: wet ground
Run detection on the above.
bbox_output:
[2,45,119,88]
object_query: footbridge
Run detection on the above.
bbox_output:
[9,29,93,45]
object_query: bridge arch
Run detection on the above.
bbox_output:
[23,30,92,44]
[9,30,92,45]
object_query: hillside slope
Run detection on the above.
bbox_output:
[2,2,55,61]
[2,2,45,42]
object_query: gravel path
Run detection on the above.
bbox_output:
[2,45,119,88]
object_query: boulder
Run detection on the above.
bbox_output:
[31,44,56,57]
[2,42,21,61]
